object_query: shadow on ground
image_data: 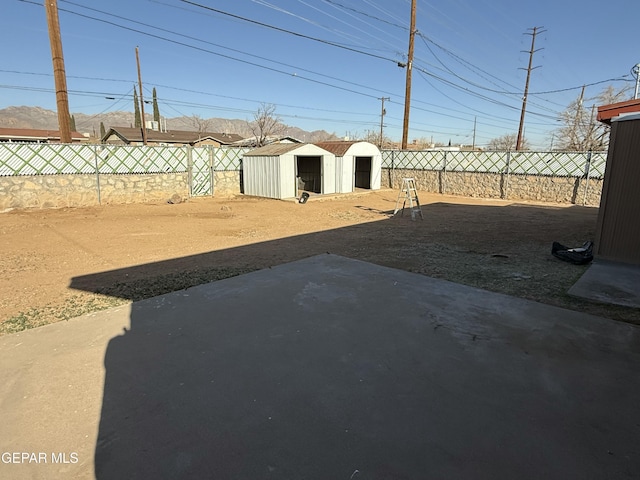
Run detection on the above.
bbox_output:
[68,201,640,478]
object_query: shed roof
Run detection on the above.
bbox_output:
[314,141,361,156]
[597,99,640,125]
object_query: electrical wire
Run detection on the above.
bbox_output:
[178,0,399,64]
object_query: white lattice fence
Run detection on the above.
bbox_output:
[0,143,95,175]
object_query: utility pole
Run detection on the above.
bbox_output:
[633,63,640,99]
[472,116,477,150]
[571,85,585,150]
[379,97,389,148]
[136,46,147,145]
[516,26,544,151]
[587,104,596,150]
[401,0,417,150]
[44,0,71,143]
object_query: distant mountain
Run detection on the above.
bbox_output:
[0,106,338,143]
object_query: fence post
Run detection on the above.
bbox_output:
[93,145,101,205]
[186,146,193,197]
[582,150,592,206]
[503,151,511,199]
[390,150,395,188]
[441,151,448,194]
[209,145,215,196]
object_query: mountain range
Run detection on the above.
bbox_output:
[0,106,338,143]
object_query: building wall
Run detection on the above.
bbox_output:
[595,116,640,264]
[242,155,283,199]
[321,154,336,195]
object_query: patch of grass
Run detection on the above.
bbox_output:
[1,310,49,334]
[92,266,256,301]
[0,267,256,336]
[0,294,126,335]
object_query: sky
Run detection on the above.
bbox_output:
[1,0,638,148]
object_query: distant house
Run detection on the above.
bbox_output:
[101,127,245,147]
[0,127,87,143]
[232,134,303,148]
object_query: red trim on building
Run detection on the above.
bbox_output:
[597,99,640,125]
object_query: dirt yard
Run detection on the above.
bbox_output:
[1,189,638,335]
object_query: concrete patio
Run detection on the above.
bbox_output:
[1,254,638,479]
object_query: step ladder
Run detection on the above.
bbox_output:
[393,178,423,220]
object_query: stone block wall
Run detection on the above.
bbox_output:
[213,171,242,196]
[383,168,603,206]
[0,173,189,211]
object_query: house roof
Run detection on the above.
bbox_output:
[0,127,86,142]
[232,135,303,147]
[103,127,244,145]
[244,143,310,156]
[597,99,640,125]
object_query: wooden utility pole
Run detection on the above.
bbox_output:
[379,97,389,148]
[472,116,477,150]
[44,0,71,143]
[571,85,586,150]
[401,0,417,150]
[516,26,544,151]
[136,47,148,145]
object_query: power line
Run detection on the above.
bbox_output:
[22,0,383,101]
[178,0,399,64]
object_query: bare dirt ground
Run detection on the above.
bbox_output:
[1,189,638,335]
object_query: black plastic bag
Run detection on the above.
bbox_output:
[551,241,594,265]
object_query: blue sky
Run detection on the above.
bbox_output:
[1,0,638,148]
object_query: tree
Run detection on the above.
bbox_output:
[152,87,160,124]
[99,122,106,139]
[487,133,528,151]
[69,114,76,132]
[189,114,212,137]
[133,86,141,128]
[555,84,631,151]
[248,103,286,147]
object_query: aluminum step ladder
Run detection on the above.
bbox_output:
[393,177,423,220]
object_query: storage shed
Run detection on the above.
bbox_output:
[315,141,382,193]
[594,104,640,265]
[242,143,336,199]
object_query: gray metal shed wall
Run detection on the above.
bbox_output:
[595,117,640,265]
[243,155,282,199]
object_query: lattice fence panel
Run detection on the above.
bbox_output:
[446,151,508,173]
[214,147,251,171]
[0,143,95,176]
[382,150,444,169]
[509,151,593,177]
[588,152,607,178]
[98,145,188,174]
